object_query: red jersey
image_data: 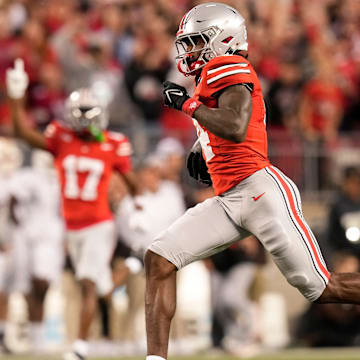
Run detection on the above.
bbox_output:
[193,55,270,195]
[45,121,132,230]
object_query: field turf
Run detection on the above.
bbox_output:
[2,348,360,360]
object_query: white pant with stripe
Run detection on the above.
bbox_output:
[149,166,330,301]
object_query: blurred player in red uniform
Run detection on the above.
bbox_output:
[144,3,360,359]
[6,60,139,360]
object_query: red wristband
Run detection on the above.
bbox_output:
[182,97,203,117]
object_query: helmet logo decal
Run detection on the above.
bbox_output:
[178,11,192,35]
[222,36,233,44]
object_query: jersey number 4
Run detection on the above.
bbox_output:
[63,155,104,201]
[193,119,215,161]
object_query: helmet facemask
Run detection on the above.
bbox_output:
[175,27,220,76]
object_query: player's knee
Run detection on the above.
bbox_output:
[144,249,176,281]
[79,278,96,298]
[258,221,290,257]
[287,273,323,302]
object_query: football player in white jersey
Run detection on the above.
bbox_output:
[0,149,64,351]
[0,137,23,352]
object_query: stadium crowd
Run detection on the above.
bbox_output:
[0,0,359,145]
[0,0,359,357]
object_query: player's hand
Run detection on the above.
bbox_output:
[6,58,29,100]
[163,81,190,111]
[163,81,203,117]
[186,139,212,186]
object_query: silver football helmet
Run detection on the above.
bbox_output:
[175,2,248,76]
[64,88,109,132]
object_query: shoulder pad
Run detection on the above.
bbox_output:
[107,131,126,142]
[203,55,252,90]
[204,55,250,71]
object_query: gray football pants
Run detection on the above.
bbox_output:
[148,166,330,301]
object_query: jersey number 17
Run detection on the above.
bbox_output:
[63,155,104,201]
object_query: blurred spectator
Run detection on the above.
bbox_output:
[207,236,266,357]
[0,144,64,353]
[113,152,186,352]
[153,137,214,210]
[154,137,185,184]
[123,8,172,129]
[295,252,360,347]
[327,167,360,258]
[298,58,345,144]
[27,63,66,130]
[0,137,23,352]
[267,61,304,132]
[116,151,186,257]
[98,2,134,67]
[0,0,357,161]
[51,12,120,96]
[51,3,148,153]
[0,149,64,353]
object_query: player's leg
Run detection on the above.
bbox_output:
[219,262,258,352]
[316,273,360,304]
[66,231,90,359]
[78,279,97,340]
[25,278,49,350]
[144,251,176,359]
[66,220,115,359]
[239,166,330,302]
[27,242,49,323]
[0,252,10,352]
[145,196,249,359]
[26,279,48,322]
[27,225,64,349]
[262,167,360,304]
[9,228,32,352]
[121,270,146,347]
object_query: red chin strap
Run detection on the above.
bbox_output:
[177,59,188,76]
[177,55,205,77]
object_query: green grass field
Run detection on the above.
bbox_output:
[2,348,360,360]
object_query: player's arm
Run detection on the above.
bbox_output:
[120,170,143,210]
[121,170,141,197]
[9,196,20,225]
[163,81,252,143]
[193,85,252,143]
[6,59,47,150]
[113,138,142,197]
[9,99,47,150]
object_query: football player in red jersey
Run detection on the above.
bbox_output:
[6,59,141,360]
[144,3,360,359]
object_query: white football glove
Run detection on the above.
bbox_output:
[6,58,29,99]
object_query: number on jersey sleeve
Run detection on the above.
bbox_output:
[63,155,104,201]
[193,119,215,161]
